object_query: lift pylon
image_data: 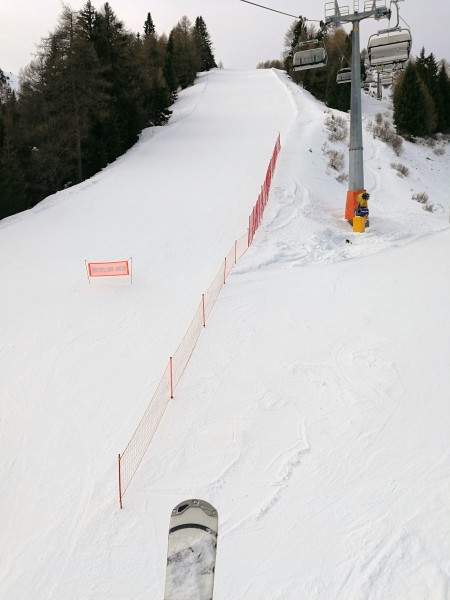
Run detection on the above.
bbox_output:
[325,0,394,224]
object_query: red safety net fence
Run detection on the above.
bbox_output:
[118,134,281,508]
[248,134,281,245]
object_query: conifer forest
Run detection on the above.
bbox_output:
[0,2,216,220]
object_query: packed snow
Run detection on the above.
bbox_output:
[1,70,20,93]
[1,68,449,599]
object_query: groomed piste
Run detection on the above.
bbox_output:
[1,67,450,599]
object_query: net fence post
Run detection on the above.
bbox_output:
[85,260,91,284]
[202,294,206,327]
[118,454,123,509]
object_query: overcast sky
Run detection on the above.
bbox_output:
[1,0,449,75]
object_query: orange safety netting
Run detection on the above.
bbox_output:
[118,134,281,507]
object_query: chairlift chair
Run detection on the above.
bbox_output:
[336,67,352,84]
[362,72,375,89]
[367,28,412,67]
[379,72,394,86]
[293,40,328,72]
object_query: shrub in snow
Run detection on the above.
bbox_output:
[412,191,435,212]
[390,134,403,156]
[336,172,348,183]
[325,114,348,143]
[326,149,345,171]
[370,114,403,156]
[390,162,409,177]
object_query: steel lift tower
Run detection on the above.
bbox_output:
[325,1,391,222]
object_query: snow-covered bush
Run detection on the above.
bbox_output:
[412,191,435,212]
[368,114,403,156]
[390,162,409,177]
[326,148,345,171]
[325,113,348,142]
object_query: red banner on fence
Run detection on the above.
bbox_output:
[88,260,130,277]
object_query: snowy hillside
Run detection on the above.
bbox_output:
[0,70,20,93]
[1,68,449,599]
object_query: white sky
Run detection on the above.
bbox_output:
[1,0,449,74]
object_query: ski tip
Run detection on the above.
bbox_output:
[171,499,217,518]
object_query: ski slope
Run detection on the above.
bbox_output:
[1,68,450,599]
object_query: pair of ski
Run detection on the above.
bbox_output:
[164,499,218,600]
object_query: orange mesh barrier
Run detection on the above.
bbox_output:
[235,231,250,261]
[119,362,171,498]
[171,301,204,391]
[118,134,281,507]
[204,263,225,323]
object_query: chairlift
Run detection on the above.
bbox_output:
[336,67,352,85]
[392,62,406,73]
[367,28,412,67]
[380,73,394,86]
[293,40,328,72]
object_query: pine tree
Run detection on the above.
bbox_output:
[415,48,442,133]
[323,28,352,111]
[79,0,96,37]
[144,12,155,38]
[91,3,144,154]
[393,61,436,137]
[138,27,172,125]
[193,16,216,71]
[164,32,178,97]
[16,5,110,202]
[0,95,28,219]
[437,63,450,132]
[170,17,197,89]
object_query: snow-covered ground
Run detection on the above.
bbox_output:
[1,70,20,93]
[1,68,449,599]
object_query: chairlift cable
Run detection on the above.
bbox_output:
[337,44,351,67]
[239,0,300,20]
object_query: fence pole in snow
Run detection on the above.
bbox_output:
[202,294,206,327]
[85,260,91,284]
[223,257,227,284]
[118,454,123,509]
[170,357,174,399]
